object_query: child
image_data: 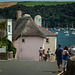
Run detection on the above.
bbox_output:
[43,49,45,61]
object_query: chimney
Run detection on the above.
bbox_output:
[17,6,22,20]
[34,15,42,26]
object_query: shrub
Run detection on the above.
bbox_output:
[44,54,48,61]
[0,36,16,58]
[0,41,3,48]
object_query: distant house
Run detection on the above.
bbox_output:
[12,16,45,61]
[37,25,57,55]
[34,15,57,56]
[0,16,12,41]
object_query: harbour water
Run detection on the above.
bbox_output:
[49,29,75,48]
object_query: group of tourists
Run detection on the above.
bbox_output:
[39,44,71,72]
[39,47,51,61]
[55,44,71,72]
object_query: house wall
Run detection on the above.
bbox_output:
[44,36,57,54]
[13,37,44,61]
[8,34,12,42]
[7,19,12,41]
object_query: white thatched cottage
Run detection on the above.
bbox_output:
[12,16,45,61]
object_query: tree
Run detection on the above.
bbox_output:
[0,20,7,41]
[0,2,75,28]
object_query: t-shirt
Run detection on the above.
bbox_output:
[47,50,51,54]
[39,49,43,54]
[55,48,63,60]
[43,51,45,55]
[62,50,68,60]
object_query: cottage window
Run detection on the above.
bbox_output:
[8,25,10,32]
[22,39,25,43]
[46,38,49,43]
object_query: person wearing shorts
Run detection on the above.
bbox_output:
[55,44,63,72]
[47,48,51,61]
[62,46,71,72]
[39,47,43,61]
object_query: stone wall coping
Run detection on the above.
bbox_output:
[70,56,75,61]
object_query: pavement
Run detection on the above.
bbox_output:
[0,59,63,75]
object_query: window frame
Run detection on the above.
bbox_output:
[8,25,10,32]
[22,38,25,43]
[46,38,49,43]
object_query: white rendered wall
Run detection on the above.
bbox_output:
[7,19,12,41]
[8,34,12,42]
[13,37,44,61]
[44,36,57,54]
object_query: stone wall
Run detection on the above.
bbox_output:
[64,56,75,75]
[8,52,13,59]
[0,52,8,60]
[0,52,13,60]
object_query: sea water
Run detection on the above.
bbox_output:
[49,29,75,48]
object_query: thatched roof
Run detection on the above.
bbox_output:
[12,20,17,32]
[37,25,57,37]
[12,16,46,41]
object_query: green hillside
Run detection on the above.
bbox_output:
[18,1,75,6]
[0,2,75,28]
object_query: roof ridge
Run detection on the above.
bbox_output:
[37,25,57,36]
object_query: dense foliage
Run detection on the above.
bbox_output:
[0,21,16,58]
[0,2,75,28]
[0,36,16,58]
[0,21,7,41]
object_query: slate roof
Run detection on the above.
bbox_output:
[12,16,46,41]
[37,25,57,37]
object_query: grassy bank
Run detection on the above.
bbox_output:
[18,1,75,7]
